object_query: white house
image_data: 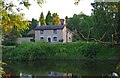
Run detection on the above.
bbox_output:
[35,25,73,43]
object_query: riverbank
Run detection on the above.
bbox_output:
[2,41,120,61]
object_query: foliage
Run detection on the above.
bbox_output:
[81,42,101,58]
[29,18,38,30]
[1,10,29,36]
[39,12,46,26]
[22,18,37,37]
[116,63,120,75]
[2,41,119,61]
[72,34,82,42]
[52,13,61,25]
[91,2,120,42]
[0,60,7,77]
[1,0,44,40]
[45,11,52,25]
[68,2,120,42]
[2,40,18,46]
[67,13,94,41]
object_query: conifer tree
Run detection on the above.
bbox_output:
[52,13,61,25]
[39,12,46,26]
[45,11,52,25]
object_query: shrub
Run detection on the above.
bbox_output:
[2,40,18,46]
[81,42,101,58]
[2,41,119,61]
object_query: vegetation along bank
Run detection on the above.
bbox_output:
[2,41,120,61]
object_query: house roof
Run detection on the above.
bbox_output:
[35,25,64,30]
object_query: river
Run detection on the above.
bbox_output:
[2,60,120,78]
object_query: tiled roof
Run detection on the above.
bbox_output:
[35,25,64,30]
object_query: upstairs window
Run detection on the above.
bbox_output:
[40,30,44,34]
[53,29,57,34]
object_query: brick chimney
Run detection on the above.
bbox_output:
[37,21,41,27]
[60,19,67,25]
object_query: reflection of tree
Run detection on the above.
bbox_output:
[4,60,119,76]
[116,63,120,74]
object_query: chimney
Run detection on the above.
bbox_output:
[60,19,66,25]
[37,21,41,27]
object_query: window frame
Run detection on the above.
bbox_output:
[40,30,44,34]
[53,36,57,42]
[40,36,44,40]
[53,29,57,34]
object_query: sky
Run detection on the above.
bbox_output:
[11,0,94,20]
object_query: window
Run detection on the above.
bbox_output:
[40,37,44,40]
[40,30,44,34]
[53,37,57,42]
[53,29,57,34]
[69,37,71,39]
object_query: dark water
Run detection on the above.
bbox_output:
[3,60,120,78]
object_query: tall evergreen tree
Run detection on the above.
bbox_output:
[45,11,52,25]
[39,12,46,26]
[65,16,68,24]
[52,13,61,25]
[30,18,38,29]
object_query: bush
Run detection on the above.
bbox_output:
[2,41,119,61]
[2,40,18,46]
[81,42,101,58]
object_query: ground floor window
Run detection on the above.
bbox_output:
[53,37,57,42]
[40,37,44,40]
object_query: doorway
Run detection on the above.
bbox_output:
[48,37,51,43]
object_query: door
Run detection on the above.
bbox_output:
[48,37,51,43]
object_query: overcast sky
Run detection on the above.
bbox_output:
[11,0,94,20]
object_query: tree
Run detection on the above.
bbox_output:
[52,13,61,25]
[39,12,46,26]
[65,16,68,24]
[22,18,38,37]
[30,18,38,30]
[1,0,44,40]
[45,11,52,25]
[91,2,120,42]
[67,13,94,41]
[1,9,29,40]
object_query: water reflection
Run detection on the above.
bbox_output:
[20,73,32,78]
[3,60,120,78]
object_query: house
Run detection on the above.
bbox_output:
[35,24,73,43]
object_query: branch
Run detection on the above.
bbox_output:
[100,32,106,41]
[75,31,111,44]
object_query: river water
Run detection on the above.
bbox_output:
[3,60,120,78]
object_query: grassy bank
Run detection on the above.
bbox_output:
[2,41,120,61]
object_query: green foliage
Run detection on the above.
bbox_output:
[1,10,29,35]
[2,46,15,53]
[67,13,94,41]
[52,13,61,25]
[81,42,101,58]
[91,2,120,42]
[45,11,52,25]
[3,40,18,46]
[1,0,44,40]
[39,12,46,26]
[68,1,120,42]
[1,1,30,41]
[29,18,38,30]
[0,61,7,77]
[2,41,119,61]
[22,18,37,37]
[72,34,82,42]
